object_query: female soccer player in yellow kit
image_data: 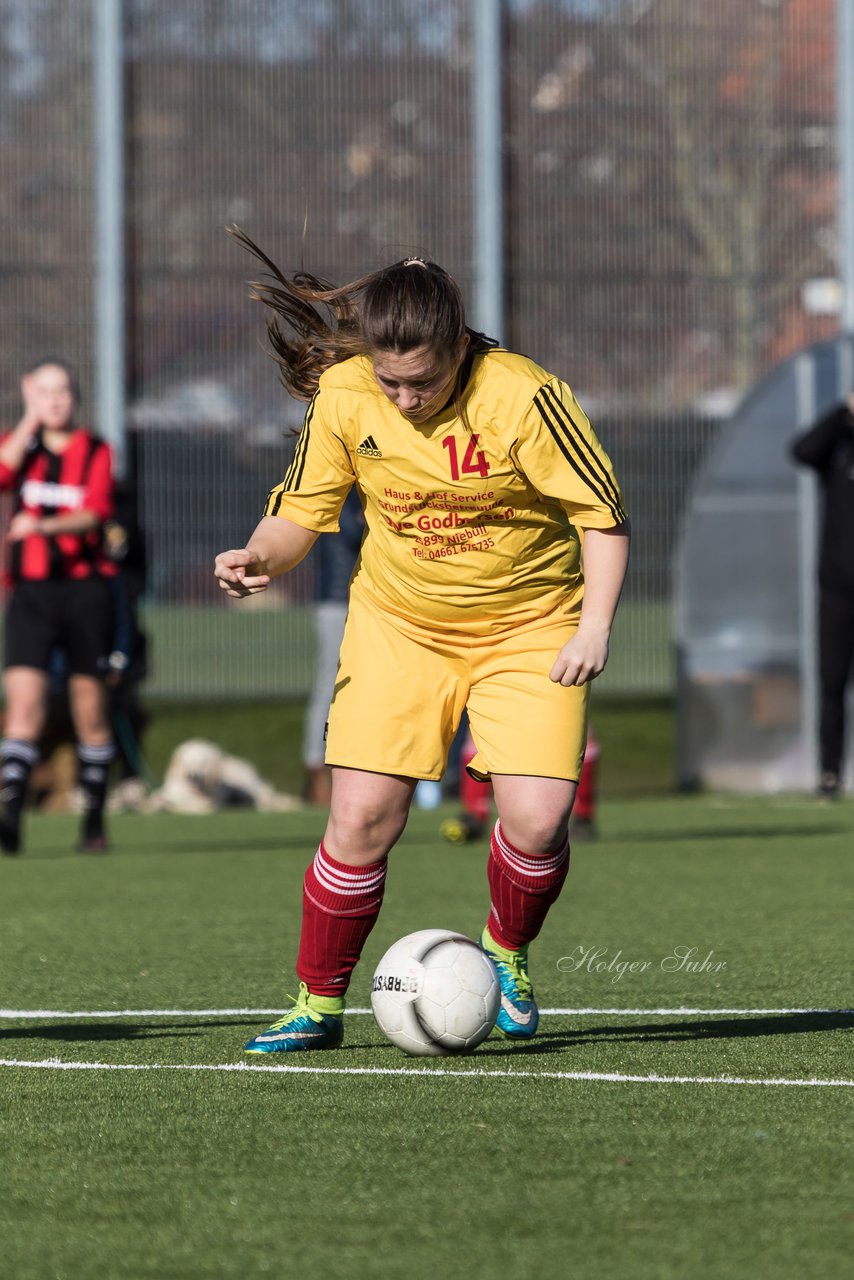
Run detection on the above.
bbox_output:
[215,235,630,1053]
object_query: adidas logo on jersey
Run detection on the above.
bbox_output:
[356,435,383,458]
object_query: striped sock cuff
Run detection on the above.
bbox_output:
[492,820,569,887]
[77,742,116,765]
[0,738,40,766]
[304,842,388,916]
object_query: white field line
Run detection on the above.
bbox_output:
[0,1057,852,1088]
[1,1006,852,1020]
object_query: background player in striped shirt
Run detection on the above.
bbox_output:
[0,360,116,854]
[215,238,630,1053]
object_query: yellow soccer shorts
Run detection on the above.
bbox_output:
[325,592,589,782]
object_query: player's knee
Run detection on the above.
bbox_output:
[497,805,571,855]
[326,798,407,862]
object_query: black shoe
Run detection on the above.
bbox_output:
[0,811,21,855]
[77,834,110,854]
[78,812,109,853]
[818,772,840,800]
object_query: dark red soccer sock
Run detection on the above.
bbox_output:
[461,764,492,825]
[573,735,600,823]
[460,733,492,824]
[296,842,388,997]
[485,820,570,951]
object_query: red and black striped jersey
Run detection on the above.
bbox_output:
[0,428,117,584]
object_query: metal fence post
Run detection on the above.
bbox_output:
[472,0,504,343]
[93,0,127,477]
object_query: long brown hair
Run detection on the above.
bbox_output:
[228,226,495,405]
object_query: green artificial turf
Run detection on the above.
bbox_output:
[1,796,852,1279]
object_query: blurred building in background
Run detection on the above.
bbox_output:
[0,0,840,703]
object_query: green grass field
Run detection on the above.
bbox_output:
[1,794,852,1280]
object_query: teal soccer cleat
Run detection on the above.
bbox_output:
[244,983,345,1054]
[480,926,539,1039]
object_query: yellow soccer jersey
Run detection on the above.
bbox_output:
[264,348,626,627]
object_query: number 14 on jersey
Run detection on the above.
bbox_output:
[442,434,490,481]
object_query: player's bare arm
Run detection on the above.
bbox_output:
[550,521,631,687]
[214,515,319,598]
[6,509,102,543]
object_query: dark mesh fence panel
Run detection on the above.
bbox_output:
[0,0,839,697]
[507,0,837,693]
[0,1,94,419]
[125,0,475,696]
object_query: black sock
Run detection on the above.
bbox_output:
[0,738,39,828]
[77,741,115,839]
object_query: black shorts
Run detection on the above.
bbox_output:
[4,578,116,678]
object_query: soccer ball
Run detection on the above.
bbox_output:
[371,928,501,1056]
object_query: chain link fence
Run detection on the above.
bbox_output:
[0,0,838,696]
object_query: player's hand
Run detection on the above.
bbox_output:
[214,548,271,598]
[549,624,610,687]
[7,512,42,543]
[18,374,45,434]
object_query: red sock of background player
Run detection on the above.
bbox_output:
[296,842,388,998]
[460,733,492,825]
[573,731,600,823]
[485,820,569,951]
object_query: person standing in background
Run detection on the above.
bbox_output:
[791,393,854,799]
[0,359,116,853]
[303,487,364,805]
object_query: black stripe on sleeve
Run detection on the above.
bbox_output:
[533,385,627,523]
[265,485,284,517]
[544,384,627,521]
[265,393,318,515]
[283,392,318,494]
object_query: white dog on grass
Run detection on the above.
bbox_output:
[145,739,302,814]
